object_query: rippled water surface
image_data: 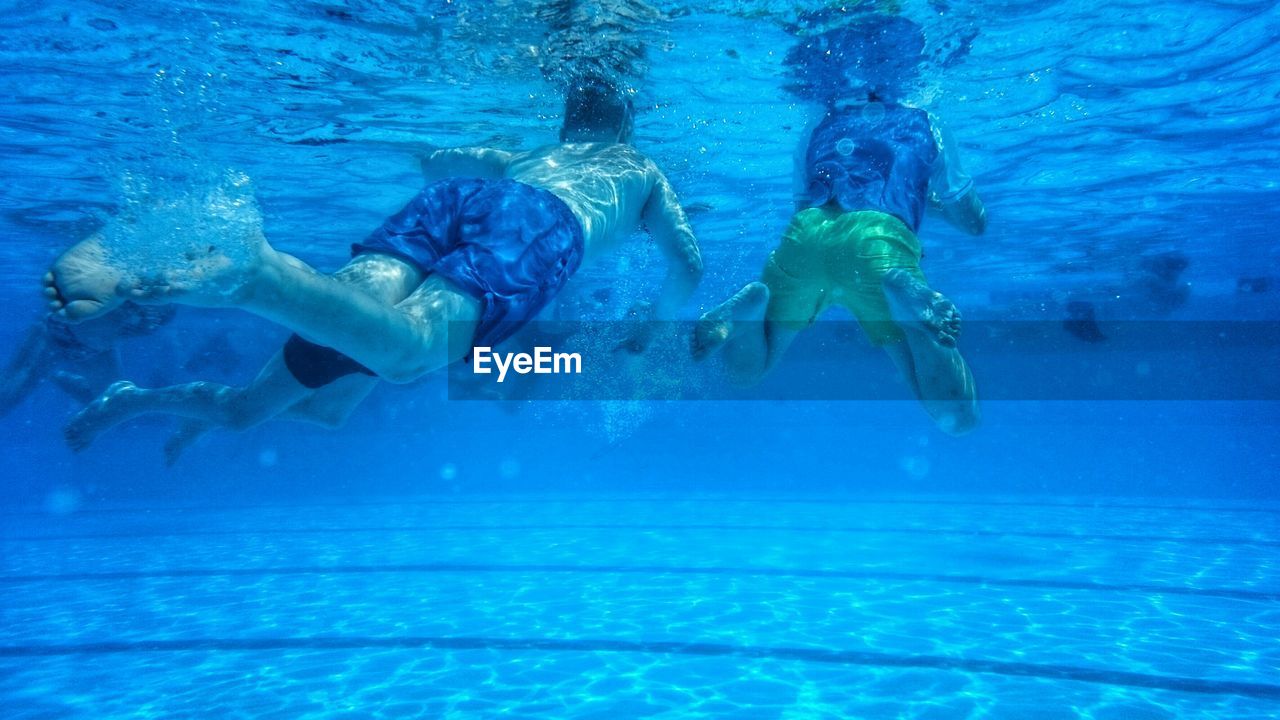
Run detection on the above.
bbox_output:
[3,0,1278,312]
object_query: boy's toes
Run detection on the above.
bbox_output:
[42,274,65,304]
[61,298,115,322]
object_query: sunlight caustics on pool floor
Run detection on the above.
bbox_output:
[2,496,1278,718]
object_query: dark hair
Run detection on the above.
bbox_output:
[561,76,635,143]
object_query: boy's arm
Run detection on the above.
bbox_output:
[927,117,987,236]
[641,170,704,322]
[420,147,515,182]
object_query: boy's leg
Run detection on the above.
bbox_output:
[0,325,53,417]
[693,212,826,385]
[693,225,820,386]
[66,252,427,452]
[881,269,979,435]
[52,349,125,404]
[824,213,978,435]
[387,274,482,366]
[692,281,802,385]
[64,350,311,452]
[692,281,768,361]
[163,420,211,466]
[280,376,380,427]
[45,229,467,383]
[163,373,378,465]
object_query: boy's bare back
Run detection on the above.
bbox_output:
[507,142,666,260]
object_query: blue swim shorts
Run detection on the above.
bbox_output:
[354,177,585,349]
[283,178,584,389]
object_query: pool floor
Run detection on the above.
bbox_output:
[2,495,1278,718]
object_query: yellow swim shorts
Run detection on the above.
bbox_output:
[761,207,925,346]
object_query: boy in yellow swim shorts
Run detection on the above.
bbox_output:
[691,15,987,434]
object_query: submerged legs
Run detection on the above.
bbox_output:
[64,352,308,452]
[692,281,799,385]
[691,270,978,434]
[881,269,979,435]
[45,222,477,384]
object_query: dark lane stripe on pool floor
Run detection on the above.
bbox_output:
[5,497,1278,518]
[6,523,1278,547]
[2,563,1276,602]
[1,636,1277,701]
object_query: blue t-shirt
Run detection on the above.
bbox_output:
[802,103,969,233]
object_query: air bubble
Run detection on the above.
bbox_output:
[45,487,82,516]
[899,456,931,479]
[258,448,278,468]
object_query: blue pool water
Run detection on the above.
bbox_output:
[2,0,1279,717]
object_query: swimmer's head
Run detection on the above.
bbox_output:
[560,76,635,144]
[784,14,926,105]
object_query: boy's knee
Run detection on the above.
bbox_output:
[378,334,449,384]
[223,393,271,431]
[378,358,428,385]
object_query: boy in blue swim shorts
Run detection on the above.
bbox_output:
[48,77,704,455]
[279,174,589,389]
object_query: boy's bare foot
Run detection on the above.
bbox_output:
[882,268,962,348]
[45,230,268,324]
[45,187,271,323]
[64,381,142,452]
[691,281,769,360]
[43,234,127,322]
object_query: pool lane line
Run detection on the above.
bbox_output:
[5,496,1278,518]
[6,523,1279,548]
[1,636,1277,700]
[1,563,1276,602]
